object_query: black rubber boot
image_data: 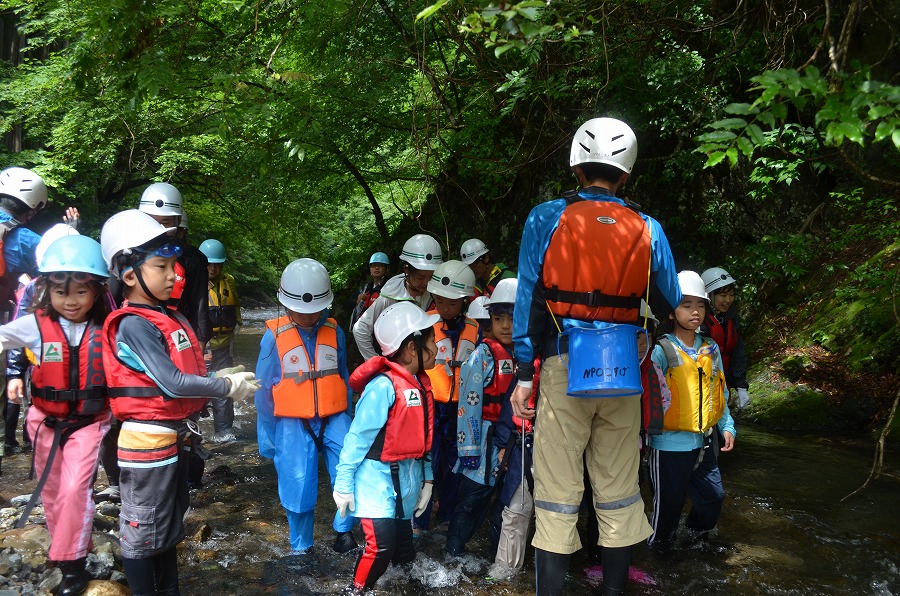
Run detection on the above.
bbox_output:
[333,531,359,554]
[600,545,632,595]
[535,548,570,595]
[58,558,90,596]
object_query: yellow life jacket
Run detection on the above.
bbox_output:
[208,274,240,335]
[265,316,348,419]
[425,313,479,403]
[658,336,726,433]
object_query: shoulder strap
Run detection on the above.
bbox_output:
[657,337,682,370]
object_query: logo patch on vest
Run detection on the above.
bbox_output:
[498,359,513,375]
[42,342,63,363]
[171,329,192,352]
[404,389,422,407]
[596,216,617,224]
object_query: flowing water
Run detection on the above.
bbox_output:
[177,311,899,595]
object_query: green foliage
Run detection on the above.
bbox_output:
[697,67,900,167]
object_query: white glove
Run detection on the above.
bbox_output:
[414,482,433,517]
[333,491,355,518]
[225,372,261,401]
[737,388,750,409]
[214,365,245,378]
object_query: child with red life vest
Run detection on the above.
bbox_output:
[446,278,519,557]
[254,258,358,557]
[100,210,258,596]
[333,302,439,591]
[416,260,480,536]
[647,271,736,546]
[0,234,110,596]
[700,267,750,409]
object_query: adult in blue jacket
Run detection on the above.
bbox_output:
[509,118,682,596]
[255,259,357,557]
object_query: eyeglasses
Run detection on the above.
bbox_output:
[47,271,98,284]
[136,243,183,259]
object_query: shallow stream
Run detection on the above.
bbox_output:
[175,311,899,595]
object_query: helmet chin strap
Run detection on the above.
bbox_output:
[133,263,162,304]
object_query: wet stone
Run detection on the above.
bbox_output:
[37,566,61,592]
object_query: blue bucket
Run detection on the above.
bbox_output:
[561,324,647,397]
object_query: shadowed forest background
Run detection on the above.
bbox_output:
[1,0,898,437]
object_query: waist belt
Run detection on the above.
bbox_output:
[545,287,641,310]
[32,386,106,402]
[284,368,339,383]
[107,386,166,399]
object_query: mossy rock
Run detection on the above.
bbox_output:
[744,385,829,432]
[780,353,812,380]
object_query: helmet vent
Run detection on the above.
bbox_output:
[611,148,626,156]
[611,134,624,141]
[578,142,590,152]
[585,130,595,139]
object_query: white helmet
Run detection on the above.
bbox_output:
[139,183,183,217]
[487,277,518,306]
[0,167,48,211]
[701,267,736,294]
[678,271,708,300]
[400,234,443,271]
[640,299,658,324]
[35,224,79,269]
[459,238,489,265]
[374,301,440,357]
[427,259,476,299]
[466,296,490,320]
[178,208,189,230]
[569,118,638,174]
[277,258,333,313]
[101,210,176,279]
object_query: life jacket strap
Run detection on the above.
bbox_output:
[545,286,641,310]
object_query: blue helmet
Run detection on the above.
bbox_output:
[199,239,226,263]
[39,235,109,279]
[369,252,390,265]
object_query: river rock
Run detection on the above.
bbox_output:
[37,566,62,592]
[97,502,120,517]
[9,494,35,507]
[191,523,212,542]
[84,580,132,595]
[0,525,51,551]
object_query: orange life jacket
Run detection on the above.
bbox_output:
[30,311,108,419]
[543,196,651,323]
[103,306,208,421]
[425,314,479,403]
[265,316,348,419]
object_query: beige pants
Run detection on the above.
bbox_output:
[494,472,534,570]
[531,356,652,554]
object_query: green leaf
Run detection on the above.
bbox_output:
[893,129,900,150]
[868,105,894,120]
[747,124,766,146]
[711,117,747,130]
[494,43,517,58]
[697,130,737,142]
[875,119,896,142]
[704,152,727,168]
[771,102,787,120]
[737,136,754,158]
[415,0,449,21]
[757,111,776,127]
[726,147,739,167]
[724,103,758,115]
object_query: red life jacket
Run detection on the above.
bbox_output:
[542,196,651,323]
[352,356,434,462]
[640,356,665,436]
[481,339,515,423]
[166,261,186,311]
[704,314,737,373]
[29,311,108,419]
[102,305,209,421]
